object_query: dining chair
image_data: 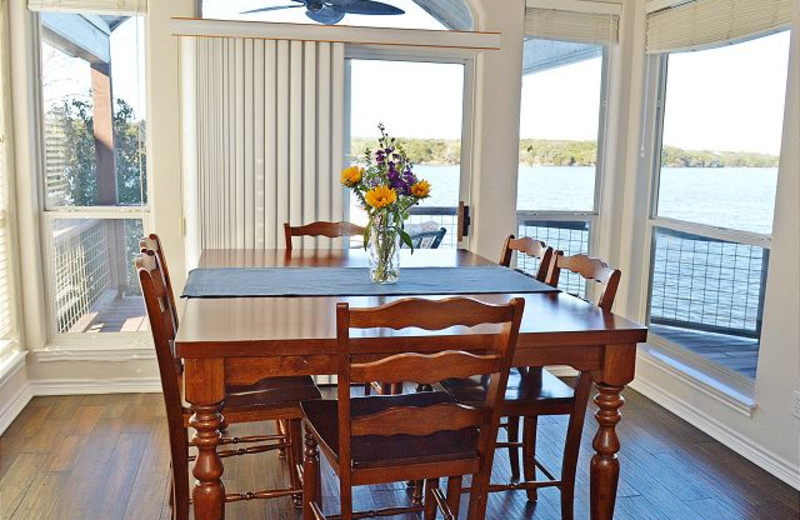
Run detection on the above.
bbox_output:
[136,252,321,519]
[300,296,525,520]
[442,252,622,520]
[140,234,178,327]
[499,234,555,283]
[402,227,447,250]
[283,221,366,251]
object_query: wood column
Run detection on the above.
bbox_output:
[91,61,116,205]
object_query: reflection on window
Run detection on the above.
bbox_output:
[517,39,604,212]
[41,14,146,208]
[51,219,146,334]
[656,31,789,234]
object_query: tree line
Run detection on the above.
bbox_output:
[352,137,779,168]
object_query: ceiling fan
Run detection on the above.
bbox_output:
[242,0,405,25]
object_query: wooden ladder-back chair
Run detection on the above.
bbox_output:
[136,252,321,519]
[443,251,622,520]
[284,221,366,251]
[300,297,525,520]
[140,233,178,327]
[499,234,555,283]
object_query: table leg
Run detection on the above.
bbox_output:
[190,402,226,520]
[590,383,624,520]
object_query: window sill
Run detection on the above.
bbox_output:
[0,347,27,387]
[638,338,757,417]
[31,333,155,363]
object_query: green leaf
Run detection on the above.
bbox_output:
[399,229,414,253]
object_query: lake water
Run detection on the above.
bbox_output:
[412,164,778,235]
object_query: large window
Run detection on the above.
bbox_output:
[516,38,608,296]
[647,31,790,379]
[0,1,16,352]
[39,13,148,337]
[347,58,468,249]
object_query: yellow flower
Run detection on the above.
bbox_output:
[411,180,431,198]
[365,185,397,209]
[340,166,363,187]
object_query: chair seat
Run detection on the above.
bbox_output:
[182,376,321,417]
[301,391,479,470]
[442,368,575,415]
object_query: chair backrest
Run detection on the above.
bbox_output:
[499,235,555,283]
[402,227,447,250]
[336,297,525,468]
[283,221,366,251]
[547,253,621,311]
[135,252,183,428]
[140,233,178,327]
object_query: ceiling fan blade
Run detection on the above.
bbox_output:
[329,0,404,16]
[241,4,304,14]
[306,6,345,24]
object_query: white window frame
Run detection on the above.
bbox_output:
[342,45,478,250]
[515,43,612,289]
[33,12,152,349]
[639,42,783,389]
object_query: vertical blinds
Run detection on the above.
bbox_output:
[195,38,346,250]
[27,0,146,14]
[0,0,13,340]
[525,8,619,45]
[646,0,794,54]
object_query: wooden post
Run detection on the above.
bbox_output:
[91,61,116,206]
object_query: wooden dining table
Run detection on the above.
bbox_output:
[175,248,648,520]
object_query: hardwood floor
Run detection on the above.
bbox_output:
[1,388,797,520]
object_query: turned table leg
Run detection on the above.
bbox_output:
[590,383,624,520]
[190,402,226,520]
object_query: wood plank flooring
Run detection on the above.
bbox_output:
[1,388,797,520]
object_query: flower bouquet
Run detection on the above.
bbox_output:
[341,124,431,284]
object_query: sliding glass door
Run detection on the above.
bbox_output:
[345,57,473,249]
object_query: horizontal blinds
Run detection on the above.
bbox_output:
[28,0,146,15]
[525,8,619,45]
[194,38,346,251]
[646,0,793,54]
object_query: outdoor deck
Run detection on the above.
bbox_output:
[67,289,148,334]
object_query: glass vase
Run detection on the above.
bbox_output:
[368,213,401,284]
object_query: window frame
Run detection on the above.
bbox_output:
[641,37,786,385]
[34,12,151,347]
[515,43,612,296]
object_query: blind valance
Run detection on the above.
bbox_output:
[646,0,793,54]
[525,8,619,45]
[28,0,146,15]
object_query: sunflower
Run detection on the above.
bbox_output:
[340,166,364,187]
[365,185,397,209]
[410,180,431,198]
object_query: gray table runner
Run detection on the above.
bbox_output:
[181,266,559,298]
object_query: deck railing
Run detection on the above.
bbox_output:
[407,206,459,249]
[648,226,769,339]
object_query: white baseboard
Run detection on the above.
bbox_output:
[29,377,162,396]
[631,366,800,490]
[0,381,34,435]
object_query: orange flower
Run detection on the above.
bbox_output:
[340,166,363,187]
[365,185,397,209]
[410,180,431,198]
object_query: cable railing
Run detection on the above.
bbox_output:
[648,226,769,338]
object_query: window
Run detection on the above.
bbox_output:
[0,1,16,348]
[647,31,790,379]
[39,13,148,336]
[516,38,608,296]
[347,58,469,249]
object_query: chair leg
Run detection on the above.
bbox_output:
[364,382,372,395]
[171,438,191,520]
[340,475,354,520]
[559,372,593,520]
[288,419,304,507]
[424,478,440,520]
[303,428,321,520]
[277,420,288,457]
[411,479,424,506]
[507,416,521,481]
[522,415,539,502]
[446,476,462,520]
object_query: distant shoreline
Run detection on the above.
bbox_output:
[351,138,780,169]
